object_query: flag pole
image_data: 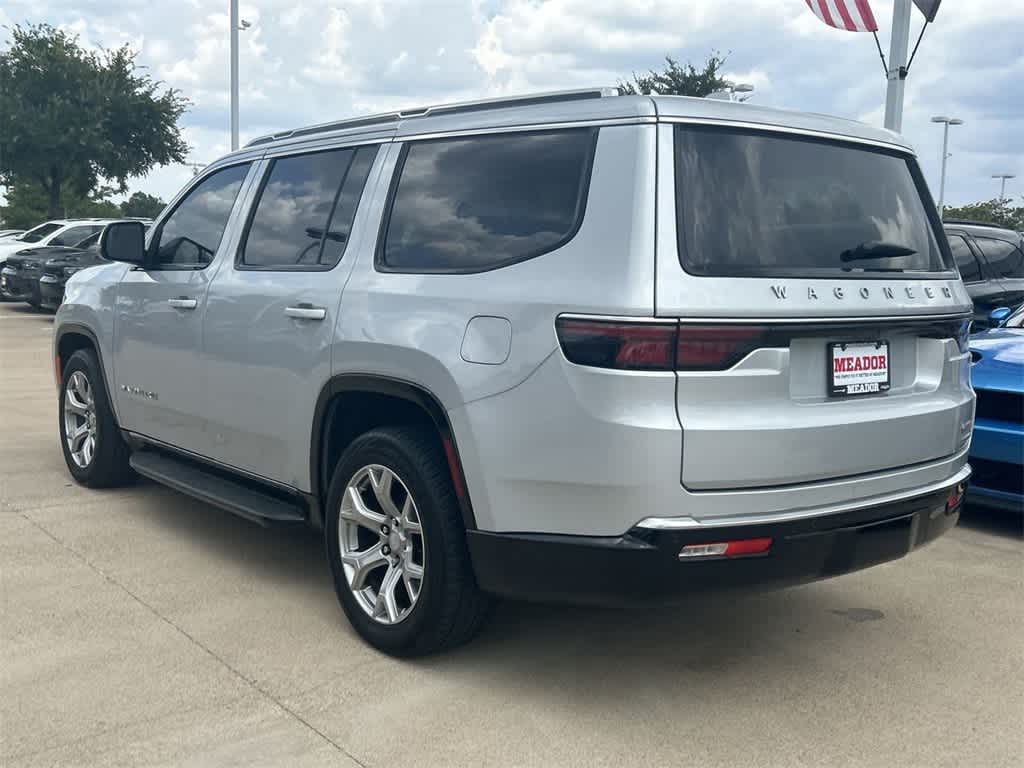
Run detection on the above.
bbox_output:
[884,0,912,132]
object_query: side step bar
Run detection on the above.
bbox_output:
[129,450,307,527]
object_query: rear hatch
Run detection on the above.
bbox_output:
[655,121,974,490]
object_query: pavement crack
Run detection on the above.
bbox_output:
[16,510,370,768]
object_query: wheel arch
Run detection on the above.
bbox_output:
[54,324,115,409]
[311,375,477,531]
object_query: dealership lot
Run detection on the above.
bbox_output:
[1,302,1022,768]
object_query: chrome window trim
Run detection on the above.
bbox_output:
[635,461,971,530]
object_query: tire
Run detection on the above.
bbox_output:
[58,349,134,488]
[325,425,491,656]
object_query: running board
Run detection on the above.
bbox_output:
[129,450,307,527]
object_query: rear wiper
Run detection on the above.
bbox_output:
[840,241,917,263]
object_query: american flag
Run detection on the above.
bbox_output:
[804,0,879,32]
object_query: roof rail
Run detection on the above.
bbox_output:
[245,87,620,148]
[942,218,1006,229]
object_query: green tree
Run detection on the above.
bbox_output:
[120,191,166,219]
[0,179,120,228]
[618,52,729,97]
[0,24,189,219]
[943,198,1024,231]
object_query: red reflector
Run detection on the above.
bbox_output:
[54,355,63,386]
[556,318,676,371]
[676,325,767,370]
[678,537,772,559]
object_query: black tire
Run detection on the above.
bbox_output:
[325,425,491,656]
[58,349,134,488]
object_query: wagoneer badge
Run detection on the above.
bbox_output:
[770,284,953,301]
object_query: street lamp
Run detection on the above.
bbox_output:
[992,174,1016,201]
[930,116,963,219]
[229,2,251,151]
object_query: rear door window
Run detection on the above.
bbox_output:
[976,237,1024,279]
[674,126,950,277]
[380,128,596,273]
[949,235,983,282]
[241,145,377,269]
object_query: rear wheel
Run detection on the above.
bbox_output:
[325,425,491,656]
[58,349,134,487]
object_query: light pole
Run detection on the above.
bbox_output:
[229,3,251,151]
[992,174,1016,201]
[884,0,912,132]
[931,116,963,219]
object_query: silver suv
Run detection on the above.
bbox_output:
[53,89,974,655]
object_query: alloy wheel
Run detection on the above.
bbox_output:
[338,465,426,625]
[63,371,97,468]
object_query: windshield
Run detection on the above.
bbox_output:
[674,126,951,277]
[17,222,61,243]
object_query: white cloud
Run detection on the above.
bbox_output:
[1,0,1020,206]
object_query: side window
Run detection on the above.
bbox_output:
[51,226,102,247]
[976,237,1024,280]
[949,235,982,282]
[241,145,377,269]
[154,163,250,268]
[380,128,596,272]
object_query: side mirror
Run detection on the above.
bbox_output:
[989,307,1012,327]
[100,221,147,266]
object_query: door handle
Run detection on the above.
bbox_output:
[284,304,326,321]
[168,297,197,310]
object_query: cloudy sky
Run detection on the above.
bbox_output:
[2,0,1021,207]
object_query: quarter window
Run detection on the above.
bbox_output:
[241,145,377,269]
[380,129,596,272]
[949,235,982,282]
[154,163,251,268]
[976,237,1024,279]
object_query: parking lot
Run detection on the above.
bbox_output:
[1,301,1021,768]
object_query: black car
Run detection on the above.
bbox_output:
[944,220,1024,329]
[37,233,105,310]
[0,234,102,308]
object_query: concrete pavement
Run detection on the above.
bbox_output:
[1,302,1022,767]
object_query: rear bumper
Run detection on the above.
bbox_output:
[467,477,966,605]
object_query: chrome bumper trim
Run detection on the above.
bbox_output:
[636,464,972,530]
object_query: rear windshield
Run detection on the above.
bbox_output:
[674,126,951,277]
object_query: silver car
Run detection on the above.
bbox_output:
[53,89,974,655]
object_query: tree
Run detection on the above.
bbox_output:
[121,191,166,219]
[618,52,729,97]
[0,179,119,228]
[943,198,1024,231]
[0,24,189,219]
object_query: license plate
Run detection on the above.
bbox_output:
[828,340,890,396]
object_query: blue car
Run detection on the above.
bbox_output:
[968,305,1024,513]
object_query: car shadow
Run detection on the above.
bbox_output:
[130,479,863,684]
[958,502,1023,538]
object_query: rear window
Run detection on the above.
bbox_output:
[674,127,950,277]
[380,129,596,273]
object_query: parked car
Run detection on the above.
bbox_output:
[36,225,151,311]
[0,220,111,302]
[944,221,1024,328]
[54,89,973,655]
[0,229,26,240]
[967,304,1024,513]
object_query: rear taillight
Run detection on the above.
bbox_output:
[555,318,677,371]
[556,318,768,372]
[675,325,768,371]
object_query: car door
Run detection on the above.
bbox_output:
[113,161,255,454]
[948,232,1001,326]
[974,235,1024,310]
[201,143,382,488]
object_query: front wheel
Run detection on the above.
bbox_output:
[58,349,134,488]
[325,426,491,656]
